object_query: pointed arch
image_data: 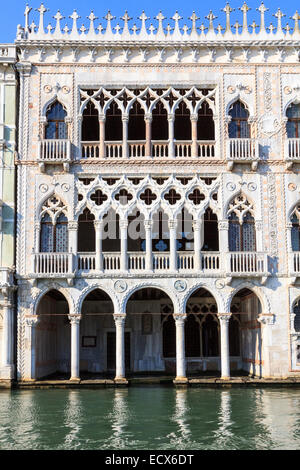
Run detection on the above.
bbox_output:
[227,99,250,139]
[44,100,68,140]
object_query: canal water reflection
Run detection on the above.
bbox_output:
[0,387,300,450]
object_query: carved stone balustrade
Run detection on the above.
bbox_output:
[226,138,259,171]
[38,139,71,172]
[285,139,300,169]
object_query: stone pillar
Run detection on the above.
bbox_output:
[218,313,232,380]
[114,314,127,383]
[257,314,275,378]
[120,220,128,271]
[191,113,198,157]
[286,222,293,253]
[193,219,202,271]
[34,221,40,253]
[68,221,78,272]
[169,219,177,272]
[24,316,39,381]
[168,114,175,158]
[173,314,188,383]
[144,219,153,271]
[1,301,14,379]
[99,115,106,158]
[145,114,152,157]
[68,314,82,381]
[255,220,263,252]
[122,115,129,159]
[94,220,103,271]
[219,220,229,273]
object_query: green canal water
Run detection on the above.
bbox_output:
[0,387,300,450]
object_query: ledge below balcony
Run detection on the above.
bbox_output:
[226,252,269,284]
[31,253,75,284]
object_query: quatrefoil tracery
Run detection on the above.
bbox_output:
[227,193,254,224]
[40,195,68,223]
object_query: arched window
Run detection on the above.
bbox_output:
[202,315,219,357]
[286,103,300,138]
[82,101,99,141]
[40,213,68,253]
[78,208,95,252]
[176,209,194,252]
[228,195,256,252]
[152,210,169,252]
[105,101,122,141]
[128,101,145,141]
[45,101,67,139]
[151,102,168,141]
[197,101,215,140]
[202,208,219,251]
[228,101,250,138]
[174,101,191,140]
[291,207,300,252]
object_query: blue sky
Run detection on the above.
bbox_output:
[1,0,299,42]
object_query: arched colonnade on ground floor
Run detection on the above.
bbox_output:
[23,282,271,382]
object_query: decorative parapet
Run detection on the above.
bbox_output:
[15,4,300,64]
[0,45,16,64]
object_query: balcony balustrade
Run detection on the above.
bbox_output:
[80,140,217,159]
[285,139,300,169]
[34,250,270,278]
[226,138,259,170]
[288,252,300,280]
[38,139,71,171]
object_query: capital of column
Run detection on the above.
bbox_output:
[25,315,39,327]
[219,220,229,231]
[257,313,275,326]
[145,113,153,123]
[192,219,202,231]
[168,113,175,122]
[68,314,82,325]
[168,219,177,230]
[99,114,106,122]
[173,314,187,325]
[144,219,153,230]
[119,219,128,230]
[68,221,78,231]
[122,115,129,122]
[94,220,104,230]
[16,62,32,77]
[113,314,126,326]
[287,222,293,230]
[217,313,232,323]
[190,113,198,122]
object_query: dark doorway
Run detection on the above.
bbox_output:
[107,332,131,371]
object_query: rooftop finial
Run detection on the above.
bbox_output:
[274,8,285,36]
[139,11,149,37]
[36,4,48,35]
[156,11,166,38]
[257,2,269,34]
[53,10,64,36]
[189,12,199,38]
[205,10,217,34]
[222,3,234,34]
[239,2,251,34]
[291,11,300,36]
[87,11,98,36]
[172,11,182,37]
[24,4,32,34]
[121,11,132,37]
[69,11,80,37]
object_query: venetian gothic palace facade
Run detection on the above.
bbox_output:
[1,2,300,386]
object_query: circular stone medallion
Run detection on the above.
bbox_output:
[114,280,128,293]
[174,280,187,292]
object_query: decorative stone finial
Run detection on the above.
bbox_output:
[232,21,242,35]
[222,3,234,34]
[274,8,285,36]
[189,11,199,38]
[249,20,259,34]
[87,11,98,36]
[205,10,217,34]
[239,2,251,34]
[69,11,80,37]
[257,2,269,34]
[291,11,300,36]
[24,4,32,33]
[172,11,182,37]
[53,10,64,36]
[156,11,166,38]
[104,11,116,36]
[121,11,132,36]
[139,11,149,37]
[36,3,48,35]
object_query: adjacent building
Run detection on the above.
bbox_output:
[10,3,300,385]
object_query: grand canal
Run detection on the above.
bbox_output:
[0,386,300,450]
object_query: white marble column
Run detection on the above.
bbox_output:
[219,220,229,273]
[94,220,103,271]
[193,219,202,271]
[144,219,153,271]
[25,316,39,381]
[68,314,81,381]
[218,313,232,380]
[191,113,198,157]
[168,113,175,158]
[114,314,127,382]
[145,114,152,157]
[122,115,129,158]
[173,314,188,383]
[99,114,106,158]
[169,219,177,272]
[257,314,275,378]
[1,301,14,379]
[120,219,128,271]
[68,221,78,273]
